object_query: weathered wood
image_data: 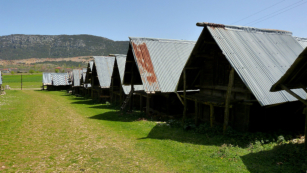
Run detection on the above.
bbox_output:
[300,83,307,93]
[281,84,307,105]
[140,95,143,112]
[182,69,187,124]
[188,70,202,88]
[120,85,123,105]
[111,78,114,104]
[197,85,251,93]
[210,104,214,127]
[175,92,184,105]
[195,99,198,125]
[223,68,234,134]
[146,94,150,116]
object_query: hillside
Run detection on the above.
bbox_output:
[0,34,129,60]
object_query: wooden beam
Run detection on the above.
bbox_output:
[188,70,202,88]
[223,67,234,134]
[197,85,251,93]
[184,67,199,70]
[175,92,184,105]
[210,104,214,127]
[280,84,307,105]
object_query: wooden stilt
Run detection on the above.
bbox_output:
[223,67,234,134]
[182,69,187,124]
[210,104,214,127]
[140,95,143,112]
[146,94,150,116]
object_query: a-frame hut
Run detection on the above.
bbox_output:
[72,69,83,94]
[271,47,307,149]
[177,22,307,132]
[122,37,196,116]
[91,56,115,101]
[85,61,94,97]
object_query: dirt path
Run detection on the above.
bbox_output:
[2,91,168,172]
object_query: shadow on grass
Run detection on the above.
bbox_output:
[241,143,307,173]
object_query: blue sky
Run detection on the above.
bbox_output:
[1,0,306,41]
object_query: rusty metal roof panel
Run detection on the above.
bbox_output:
[129,37,196,93]
[294,37,307,48]
[52,73,70,86]
[73,69,82,87]
[202,23,306,106]
[115,54,144,94]
[43,72,53,85]
[94,56,115,88]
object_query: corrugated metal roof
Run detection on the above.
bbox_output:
[0,71,2,85]
[73,69,82,87]
[271,47,307,91]
[196,22,306,106]
[52,73,70,86]
[115,54,144,94]
[93,56,115,88]
[129,37,196,93]
[43,72,53,85]
[294,37,307,48]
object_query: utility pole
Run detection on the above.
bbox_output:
[21,74,22,90]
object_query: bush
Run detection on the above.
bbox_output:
[29,69,35,74]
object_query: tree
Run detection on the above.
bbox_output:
[55,69,59,73]
[29,69,35,74]
[10,71,15,75]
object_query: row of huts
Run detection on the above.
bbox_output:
[42,22,307,137]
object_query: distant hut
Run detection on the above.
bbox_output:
[90,56,115,101]
[294,37,307,48]
[271,47,307,149]
[72,69,83,94]
[177,22,307,132]
[42,72,53,90]
[122,37,196,116]
[109,54,143,106]
[51,73,70,90]
[80,68,89,96]
[84,61,94,97]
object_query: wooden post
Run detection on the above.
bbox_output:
[120,85,123,105]
[210,104,214,127]
[140,95,143,112]
[111,78,114,104]
[195,99,198,125]
[223,68,234,134]
[146,94,150,116]
[182,69,187,124]
[21,74,22,90]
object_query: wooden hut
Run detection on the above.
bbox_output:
[177,22,307,132]
[90,56,115,101]
[84,61,94,97]
[122,37,197,116]
[271,47,307,149]
[72,69,83,95]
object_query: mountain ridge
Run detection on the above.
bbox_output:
[0,34,129,60]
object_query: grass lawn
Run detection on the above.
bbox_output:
[2,74,42,89]
[0,90,306,172]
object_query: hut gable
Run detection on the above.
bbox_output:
[72,69,82,87]
[123,37,196,94]
[0,71,2,85]
[93,56,115,88]
[43,72,53,85]
[179,22,306,106]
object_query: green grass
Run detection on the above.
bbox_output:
[2,74,42,88]
[0,90,306,172]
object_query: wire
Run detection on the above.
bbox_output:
[245,0,307,26]
[231,0,287,24]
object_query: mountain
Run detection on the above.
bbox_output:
[0,34,129,60]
